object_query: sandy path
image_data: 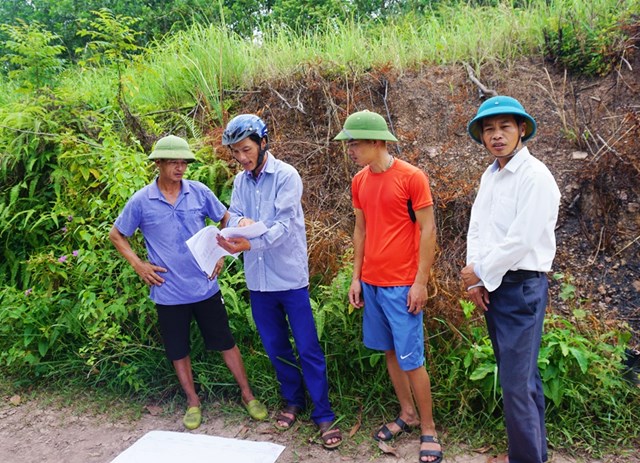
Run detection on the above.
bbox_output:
[0,397,635,463]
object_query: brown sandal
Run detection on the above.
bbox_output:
[318,421,343,449]
[274,405,301,431]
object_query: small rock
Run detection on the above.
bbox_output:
[145,405,163,416]
[571,151,588,160]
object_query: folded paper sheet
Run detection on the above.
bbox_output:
[186,221,268,275]
[111,430,285,463]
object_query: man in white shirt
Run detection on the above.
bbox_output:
[461,96,561,463]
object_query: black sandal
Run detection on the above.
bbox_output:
[419,434,443,463]
[373,416,413,441]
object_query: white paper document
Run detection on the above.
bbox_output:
[186,221,268,275]
[111,430,285,463]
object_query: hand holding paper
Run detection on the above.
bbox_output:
[186,221,267,276]
[216,235,250,254]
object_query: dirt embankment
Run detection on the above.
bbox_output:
[209,56,640,343]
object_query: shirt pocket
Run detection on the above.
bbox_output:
[258,199,276,222]
[141,207,167,228]
[174,207,206,234]
[491,196,517,233]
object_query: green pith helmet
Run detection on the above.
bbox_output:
[148,135,196,161]
[334,110,398,142]
[467,96,537,144]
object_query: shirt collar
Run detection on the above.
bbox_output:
[148,177,190,199]
[489,146,531,173]
[246,151,275,180]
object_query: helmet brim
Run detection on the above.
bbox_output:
[148,149,197,161]
[334,129,398,142]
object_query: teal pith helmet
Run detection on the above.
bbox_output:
[467,96,537,144]
[148,135,196,161]
[334,110,398,142]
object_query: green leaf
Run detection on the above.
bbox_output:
[470,363,495,381]
[568,347,590,374]
[38,340,49,357]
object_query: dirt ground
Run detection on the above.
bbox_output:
[1,396,638,463]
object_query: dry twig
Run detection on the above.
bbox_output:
[269,85,307,114]
[463,62,497,98]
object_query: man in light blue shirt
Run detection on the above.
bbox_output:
[109,135,267,430]
[217,114,341,449]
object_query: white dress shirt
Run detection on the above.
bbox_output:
[466,146,561,292]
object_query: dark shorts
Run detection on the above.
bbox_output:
[155,291,235,361]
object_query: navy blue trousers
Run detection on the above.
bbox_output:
[485,272,548,463]
[250,287,335,424]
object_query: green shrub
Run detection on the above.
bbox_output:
[543,0,639,76]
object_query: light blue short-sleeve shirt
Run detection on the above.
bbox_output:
[114,178,227,305]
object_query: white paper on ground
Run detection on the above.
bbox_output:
[110,430,285,463]
[186,221,268,275]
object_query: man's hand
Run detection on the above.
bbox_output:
[467,286,490,311]
[216,235,251,253]
[238,218,255,227]
[407,283,428,314]
[348,279,364,309]
[209,257,225,280]
[461,263,481,288]
[134,261,167,286]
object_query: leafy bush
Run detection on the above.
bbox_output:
[445,276,640,453]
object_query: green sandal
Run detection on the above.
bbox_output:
[183,406,202,430]
[245,399,268,421]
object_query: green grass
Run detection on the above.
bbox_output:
[49,0,638,127]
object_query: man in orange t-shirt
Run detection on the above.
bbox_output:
[335,110,442,463]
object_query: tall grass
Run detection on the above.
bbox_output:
[78,0,634,127]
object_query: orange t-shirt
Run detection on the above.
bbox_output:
[352,159,433,286]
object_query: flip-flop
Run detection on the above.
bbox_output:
[318,421,343,450]
[373,416,413,441]
[274,405,302,431]
[419,434,443,463]
[183,406,202,430]
[244,399,268,421]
